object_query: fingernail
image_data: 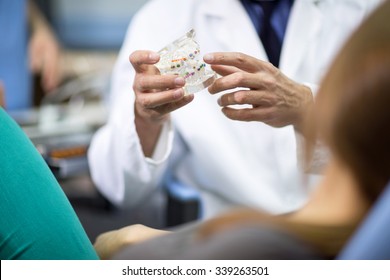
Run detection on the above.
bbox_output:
[149,52,159,62]
[217,97,222,106]
[203,54,214,63]
[173,88,183,99]
[174,77,185,86]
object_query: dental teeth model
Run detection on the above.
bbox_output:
[155,29,216,94]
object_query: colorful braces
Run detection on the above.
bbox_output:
[155,29,216,95]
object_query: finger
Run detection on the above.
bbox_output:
[217,90,265,107]
[130,50,160,74]
[158,94,194,115]
[221,106,274,123]
[144,94,194,117]
[204,52,268,73]
[137,88,185,109]
[135,74,185,92]
[211,65,242,77]
[208,72,263,94]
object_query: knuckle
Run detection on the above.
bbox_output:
[130,51,150,69]
[234,91,247,104]
[261,74,276,87]
[235,52,246,64]
[270,63,281,75]
[132,84,138,94]
[219,94,229,105]
[138,96,151,108]
[233,72,246,85]
[132,79,140,93]
[136,75,148,91]
[212,78,224,91]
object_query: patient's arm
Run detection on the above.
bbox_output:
[94,224,169,259]
[196,208,271,239]
[94,209,280,259]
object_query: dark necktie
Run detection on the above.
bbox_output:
[258,1,281,67]
[245,0,293,67]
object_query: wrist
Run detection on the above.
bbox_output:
[134,104,169,157]
[134,103,168,128]
[294,84,314,132]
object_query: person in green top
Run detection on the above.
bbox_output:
[0,106,98,260]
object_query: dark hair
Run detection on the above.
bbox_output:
[307,1,390,203]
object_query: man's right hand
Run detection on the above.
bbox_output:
[130,50,194,156]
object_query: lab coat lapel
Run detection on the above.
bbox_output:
[199,0,266,59]
[280,0,324,76]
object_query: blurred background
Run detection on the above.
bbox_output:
[34,0,147,99]
[48,0,146,49]
[3,0,170,242]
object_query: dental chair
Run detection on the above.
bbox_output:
[163,179,390,259]
[338,181,390,260]
[117,181,390,260]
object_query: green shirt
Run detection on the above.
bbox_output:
[0,108,98,259]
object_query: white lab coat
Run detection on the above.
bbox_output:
[88,0,381,217]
